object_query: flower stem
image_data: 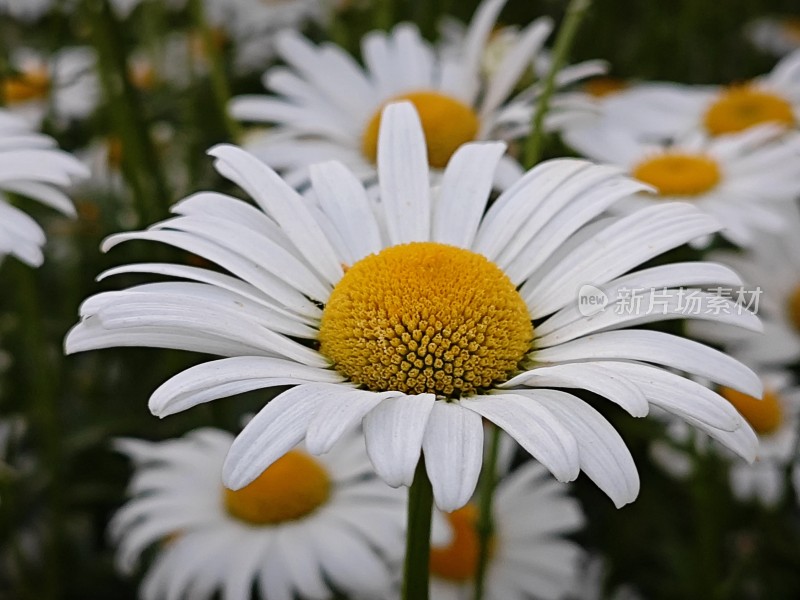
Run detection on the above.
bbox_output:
[523,0,592,168]
[473,424,501,600]
[402,457,434,600]
[12,261,62,599]
[89,0,170,223]
[188,0,242,142]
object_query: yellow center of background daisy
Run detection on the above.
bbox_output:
[430,504,493,581]
[3,67,50,103]
[362,91,480,169]
[319,242,533,397]
[703,86,795,135]
[224,450,331,524]
[583,77,628,98]
[720,387,783,436]
[632,153,721,196]
[787,285,800,332]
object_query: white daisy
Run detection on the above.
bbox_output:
[230,0,604,189]
[425,459,584,600]
[2,47,99,127]
[689,205,800,366]
[112,427,405,600]
[563,49,800,143]
[563,124,800,248]
[0,109,89,267]
[66,102,762,513]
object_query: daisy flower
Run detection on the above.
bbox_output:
[66,102,762,513]
[0,109,88,267]
[689,206,800,366]
[426,459,584,600]
[111,427,405,600]
[565,49,800,143]
[230,0,604,189]
[2,47,98,127]
[563,124,800,247]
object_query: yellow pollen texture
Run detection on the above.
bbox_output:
[720,387,783,436]
[430,504,488,581]
[3,67,50,104]
[224,450,331,525]
[787,284,800,332]
[703,86,795,135]
[632,153,721,197]
[362,91,480,169]
[319,242,533,398]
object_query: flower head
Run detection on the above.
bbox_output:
[67,102,761,512]
[112,427,404,600]
[230,0,604,189]
[427,459,585,599]
[563,124,800,248]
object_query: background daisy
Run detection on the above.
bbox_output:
[230,0,604,189]
[563,124,800,247]
[0,109,88,267]
[112,427,405,600]
[426,458,584,600]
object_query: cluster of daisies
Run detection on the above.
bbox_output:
[3,0,800,598]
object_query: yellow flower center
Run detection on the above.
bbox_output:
[2,67,50,104]
[224,450,331,525]
[703,86,795,136]
[430,504,492,581]
[720,387,783,436]
[632,153,721,196]
[319,242,533,397]
[787,284,800,332]
[583,77,628,98]
[361,91,480,169]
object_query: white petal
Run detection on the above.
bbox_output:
[208,144,343,285]
[305,388,402,455]
[149,357,342,417]
[432,142,506,248]
[422,401,484,511]
[363,393,436,487]
[533,330,762,398]
[377,102,431,244]
[524,203,720,318]
[501,362,649,417]
[309,160,383,262]
[222,384,330,489]
[460,394,580,482]
[529,389,639,507]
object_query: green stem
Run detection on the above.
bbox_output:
[473,425,501,600]
[402,458,434,600]
[374,0,393,32]
[188,0,242,142]
[12,262,61,599]
[89,0,170,223]
[523,0,592,168]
